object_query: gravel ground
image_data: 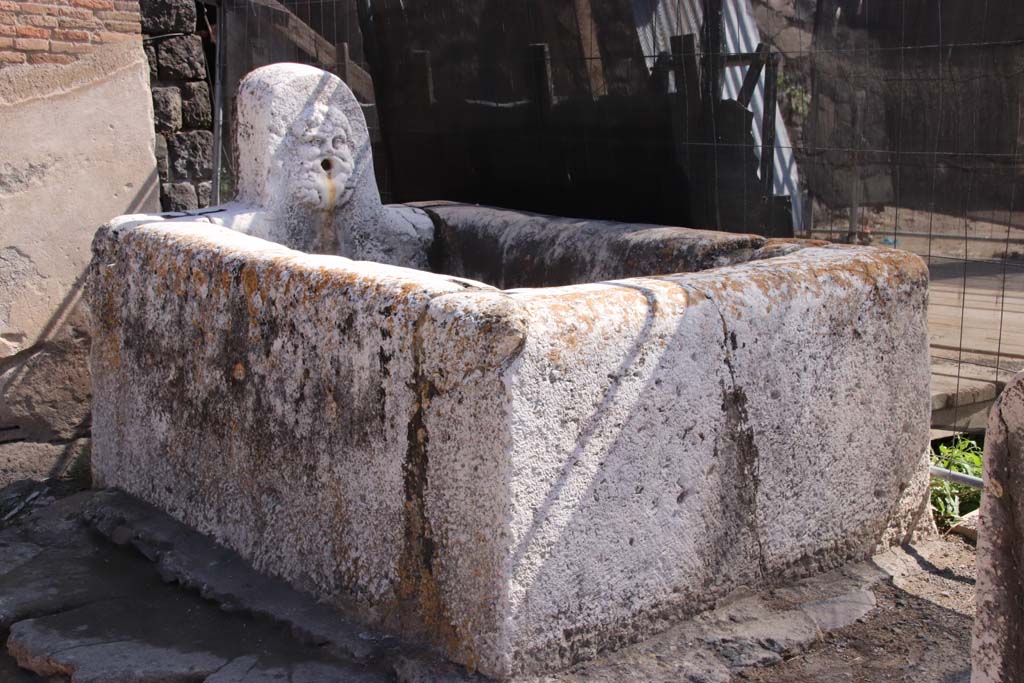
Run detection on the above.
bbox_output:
[744,535,976,683]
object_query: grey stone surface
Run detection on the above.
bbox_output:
[197,180,212,208]
[140,0,197,34]
[155,132,169,181]
[83,490,388,663]
[205,655,387,683]
[972,371,1024,683]
[169,129,212,179]
[160,181,198,211]
[7,596,387,683]
[877,447,937,549]
[144,43,157,81]
[421,201,786,289]
[152,85,182,133]
[182,80,212,129]
[0,439,89,486]
[227,64,433,264]
[158,35,206,82]
[0,489,953,683]
[0,332,90,443]
[0,40,158,360]
[89,64,930,680]
[0,492,394,683]
[87,211,930,678]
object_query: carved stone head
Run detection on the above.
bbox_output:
[234,63,379,253]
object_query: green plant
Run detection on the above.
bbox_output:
[778,71,811,120]
[930,436,983,530]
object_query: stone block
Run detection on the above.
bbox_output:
[0,40,159,359]
[196,179,211,207]
[972,372,1024,683]
[157,34,204,81]
[151,85,181,132]
[181,79,211,129]
[0,333,91,443]
[88,215,930,679]
[139,0,195,34]
[154,132,168,181]
[160,181,197,211]
[168,129,211,179]
[143,41,156,80]
[0,438,90,486]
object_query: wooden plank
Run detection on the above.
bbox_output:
[677,34,700,132]
[736,43,767,108]
[573,0,607,98]
[254,0,375,102]
[411,49,435,107]
[758,52,778,200]
[528,43,554,117]
[651,51,671,94]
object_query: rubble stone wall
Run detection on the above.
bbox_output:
[139,0,213,211]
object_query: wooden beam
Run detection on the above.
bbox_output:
[252,0,375,102]
[736,43,769,108]
[411,49,435,108]
[528,43,554,119]
[573,0,607,98]
[759,52,779,200]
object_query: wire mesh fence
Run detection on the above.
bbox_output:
[205,0,1024,435]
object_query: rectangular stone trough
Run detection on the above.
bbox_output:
[86,65,931,680]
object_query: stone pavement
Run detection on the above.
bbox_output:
[0,483,961,683]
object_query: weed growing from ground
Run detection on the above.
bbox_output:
[930,436,983,530]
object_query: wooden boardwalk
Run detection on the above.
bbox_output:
[928,259,1023,430]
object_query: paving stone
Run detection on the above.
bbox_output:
[84,490,389,663]
[2,493,391,683]
[207,655,386,682]
[8,598,237,681]
[0,542,156,627]
[950,509,978,543]
[0,488,928,683]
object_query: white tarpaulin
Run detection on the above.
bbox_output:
[633,0,804,230]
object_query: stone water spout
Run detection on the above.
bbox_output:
[117,63,432,268]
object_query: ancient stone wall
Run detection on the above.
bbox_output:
[0,0,141,67]
[139,0,213,211]
[0,26,158,485]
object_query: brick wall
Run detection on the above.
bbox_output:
[0,0,141,67]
